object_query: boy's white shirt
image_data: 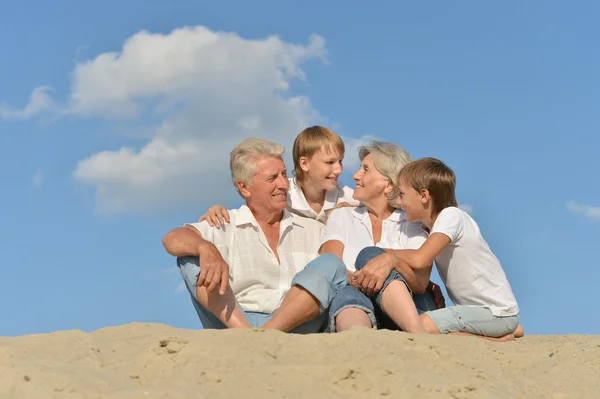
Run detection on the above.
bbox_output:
[287,178,360,223]
[430,207,519,317]
[320,207,427,272]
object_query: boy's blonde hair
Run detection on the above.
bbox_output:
[292,126,345,183]
[399,157,458,216]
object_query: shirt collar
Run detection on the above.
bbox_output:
[322,183,342,211]
[351,207,406,222]
[287,178,312,211]
[234,204,303,228]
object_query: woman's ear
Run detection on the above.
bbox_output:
[384,180,394,195]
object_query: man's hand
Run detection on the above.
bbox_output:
[198,205,230,228]
[426,281,446,309]
[196,243,230,295]
[354,253,395,297]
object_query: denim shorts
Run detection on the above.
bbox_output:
[177,253,347,334]
[425,306,520,337]
[328,246,437,332]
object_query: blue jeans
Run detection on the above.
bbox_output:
[177,253,348,334]
[426,306,520,337]
[328,246,436,331]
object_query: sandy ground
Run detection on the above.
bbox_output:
[1,322,599,399]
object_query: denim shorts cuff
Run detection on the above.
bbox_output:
[374,272,411,307]
[291,271,333,314]
[328,304,378,332]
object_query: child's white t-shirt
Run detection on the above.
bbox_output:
[287,178,360,223]
[430,207,519,317]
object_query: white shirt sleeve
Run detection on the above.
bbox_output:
[430,207,464,243]
[320,208,347,246]
[184,221,215,243]
[400,222,428,250]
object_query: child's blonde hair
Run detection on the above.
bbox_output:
[399,157,458,216]
[292,126,345,183]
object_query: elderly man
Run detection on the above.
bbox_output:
[162,137,347,333]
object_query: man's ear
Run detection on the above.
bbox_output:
[238,181,251,198]
[299,156,310,173]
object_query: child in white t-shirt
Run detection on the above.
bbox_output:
[198,126,359,225]
[390,157,523,341]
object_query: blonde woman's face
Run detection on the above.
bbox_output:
[352,154,389,204]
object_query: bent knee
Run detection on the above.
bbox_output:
[177,256,200,268]
[306,254,347,280]
[355,246,387,270]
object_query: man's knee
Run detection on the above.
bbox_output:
[177,256,200,268]
[292,254,348,311]
[176,256,201,299]
[355,246,387,271]
[304,253,347,284]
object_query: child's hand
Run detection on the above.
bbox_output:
[426,282,446,309]
[354,253,395,297]
[198,205,230,229]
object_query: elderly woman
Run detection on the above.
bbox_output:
[320,141,437,332]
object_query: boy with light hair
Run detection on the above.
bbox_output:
[375,157,523,340]
[199,126,359,226]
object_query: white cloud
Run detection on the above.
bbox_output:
[4,25,373,212]
[32,169,44,189]
[566,201,600,221]
[0,86,57,120]
[66,26,336,212]
[458,203,474,214]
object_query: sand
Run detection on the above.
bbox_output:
[1,323,599,399]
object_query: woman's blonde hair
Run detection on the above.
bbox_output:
[292,126,345,183]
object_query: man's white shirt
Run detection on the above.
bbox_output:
[320,207,428,271]
[187,205,324,313]
[287,178,360,223]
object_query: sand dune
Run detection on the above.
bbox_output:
[1,323,598,398]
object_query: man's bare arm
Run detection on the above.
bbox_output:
[162,225,213,257]
[162,225,230,294]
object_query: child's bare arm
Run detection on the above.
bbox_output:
[386,233,450,270]
[198,205,230,228]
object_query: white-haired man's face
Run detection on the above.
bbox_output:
[240,156,289,213]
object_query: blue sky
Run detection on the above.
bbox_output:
[2,0,599,336]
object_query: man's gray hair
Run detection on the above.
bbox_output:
[230,137,285,197]
[358,141,413,207]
